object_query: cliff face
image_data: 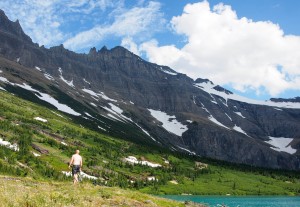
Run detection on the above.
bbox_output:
[0,10,299,170]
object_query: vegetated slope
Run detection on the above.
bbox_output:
[0,90,299,197]
[0,175,203,207]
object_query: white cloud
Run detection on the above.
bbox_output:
[64,1,165,51]
[139,1,300,97]
[121,37,140,56]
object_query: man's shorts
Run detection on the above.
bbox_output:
[72,165,81,176]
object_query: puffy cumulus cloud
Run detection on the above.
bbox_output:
[0,0,117,46]
[140,1,300,97]
[121,37,140,56]
[140,39,184,66]
[64,1,165,51]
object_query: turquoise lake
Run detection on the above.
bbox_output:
[161,195,300,207]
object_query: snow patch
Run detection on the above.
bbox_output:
[90,102,97,107]
[211,100,218,105]
[265,137,296,154]
[17,83,80,116]
[109,103,123,114]
[192,96,196,104]
[234,112,246,118]
[82,88,98,97]
[210,94,218,105]
[99,92,117,102]
[163,159,170,164]
[147,176,156,181]
[34,117,48,123]
[0,76,10,83]
[62,171,98,180]
[51,111,65,118]
[194,82,300,109]
[59,67,75,87]
[32,152,41,157]
[124,156,161,168]
[148,109,188,136]
[106,113,125,122]
[159,66,177,75]
[37,93,81,116]
[0,138,19,151]
[44,73,55,81]
[83,78,91,84]
[135,123,157,142]
[0,86,6,91]
[225,113,232,121]
[84,112,96,119]
[208,115,230,129]
[102,103,132,123]
[82,88,117,102]
[35,66,41,71]
[233,125,250,137]
[177,146,196,155]
[98,126,107,131]
[200,102,210,114]
[61,141,68,146]
[219,98,228,107]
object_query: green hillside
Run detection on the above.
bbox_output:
[0,89,300,201]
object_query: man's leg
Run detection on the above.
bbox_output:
[73,173,79,184]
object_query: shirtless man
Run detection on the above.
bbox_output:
[69,149,83,184]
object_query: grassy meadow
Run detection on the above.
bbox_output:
[0,175,206,207]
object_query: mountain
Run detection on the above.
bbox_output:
[0,10,299,170]
[270,97,300,103]
[1,88,299,197]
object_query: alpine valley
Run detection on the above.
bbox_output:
[0,9,300,171]
[1,9,300,204]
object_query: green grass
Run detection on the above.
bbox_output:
[0,175,203,207]
[140,165,300,195]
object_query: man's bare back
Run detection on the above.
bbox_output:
[69,150,82,184]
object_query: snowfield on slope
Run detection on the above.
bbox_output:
[265,137,296,154]
[124,156,162,168]
[16,83,81,116]
[194,81,300,109]
[148,109,188,136]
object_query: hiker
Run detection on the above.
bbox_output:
[69,149,83,184]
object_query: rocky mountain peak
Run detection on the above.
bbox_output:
[88,47,97,56]
[0,9,32,43]
[270,96,300,103]
[110,46,136,58]
[0,9,8,20]
[195,78,213,84]
[213,85,233,95]
[49,44,76,56]
[99,46,108,52]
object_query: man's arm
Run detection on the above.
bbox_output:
[69,155,74,168]
[80,156,83,170]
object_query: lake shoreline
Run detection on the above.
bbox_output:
[159,195,300,207]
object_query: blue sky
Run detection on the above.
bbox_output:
[1,0,300,101]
